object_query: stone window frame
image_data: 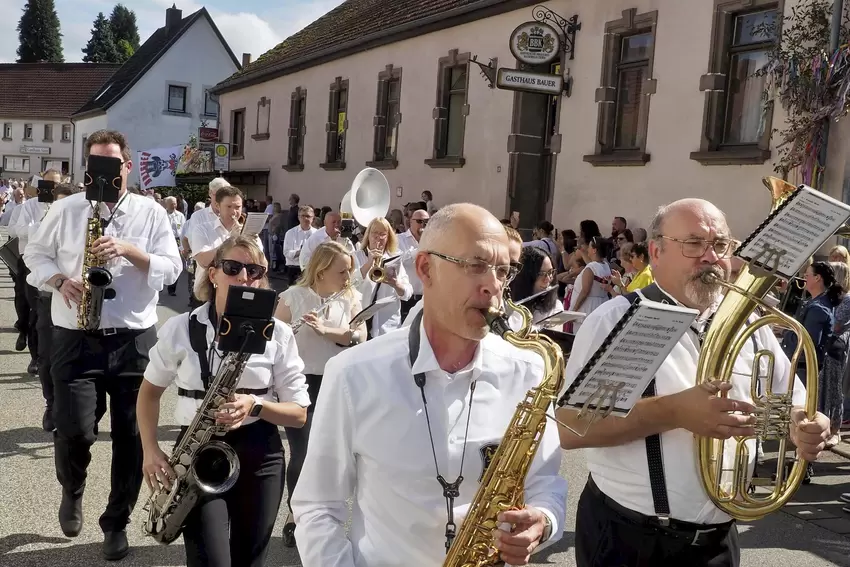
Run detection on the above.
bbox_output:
[690,0,782,166]
[367,64,403,170]
[253,96,271,141]
[425,49,471,169]
[3,123,11,141]
[230,107,246,159]
[61,124,71,143]
[320,76,349,171]
[23,123,33,141]
[43,123,53,142]
[583,9,658,167]
[284,87,307,172]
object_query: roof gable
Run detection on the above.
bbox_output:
[74,7,240,118]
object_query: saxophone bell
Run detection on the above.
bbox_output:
[191,440,240,495]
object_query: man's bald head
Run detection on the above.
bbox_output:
[649,198,730,242]
[419,203,506,253]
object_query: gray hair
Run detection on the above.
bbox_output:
[417,203,464,251]
[209,177,229,192]
[298,205,314,215]
[831,261,850,293]
[194,201,205,210]
[163,195,177,206]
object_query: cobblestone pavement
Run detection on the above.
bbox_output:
[2,242,850,566]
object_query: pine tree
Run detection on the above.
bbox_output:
[17,0,64,63]
[109,4,139,63]
[82,12,120,63]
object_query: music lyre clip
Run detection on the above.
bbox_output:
[747,244,786,279]
[545,380,623,437]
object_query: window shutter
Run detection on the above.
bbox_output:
[373,78,388,160]
[287,92,300,165]
[433,105,449,158]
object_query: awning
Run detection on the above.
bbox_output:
[176,169,270,187]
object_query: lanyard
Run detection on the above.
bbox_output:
[93,192,129,230]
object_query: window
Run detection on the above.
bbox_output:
[284,87,307,172]
[320,77,349,170]
[3,123,11,140]
[23,124,33,140]
[61,124,71,141]
[43,124,53,142]
[426,49,470,168]
[204,88,219,116]
[231,108,245,158]
[4,156,30,172]
[253,97,271,141]
[584,9,658,166]
[691,2,779,165]
[367,65,403,169]
[168,85,187,113]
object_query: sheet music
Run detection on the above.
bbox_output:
[737,185,850,279]
[563,300,699,416]
[241,212,269,237]
[349,296,396,327]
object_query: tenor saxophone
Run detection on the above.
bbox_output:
[78,205,113,331]
[441,299,565,567]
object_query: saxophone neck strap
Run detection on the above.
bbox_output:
[188,303,218,390]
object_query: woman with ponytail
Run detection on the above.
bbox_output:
[819,262,850,447]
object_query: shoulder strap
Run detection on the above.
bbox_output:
[188,312,213,390]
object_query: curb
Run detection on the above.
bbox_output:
[831,444,850,459]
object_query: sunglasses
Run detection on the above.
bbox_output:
[217,259,267,281]
[412,219,428,225]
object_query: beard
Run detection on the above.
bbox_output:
[684,264,728,310]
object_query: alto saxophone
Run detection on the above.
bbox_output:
[441,299,566,567]
[78,205,113,331]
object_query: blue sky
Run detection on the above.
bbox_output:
[0,0,345,63]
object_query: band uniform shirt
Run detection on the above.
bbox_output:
[283,225,317,268]
[564,290,806,525]
[300,227,355,270]
[188,216,265,293]
[291,319,567,567]
[144,303,310,425]
[354,249,413,337]
[8,197,47,252]
[396,230,423,296]
[167,209,186,242]
[0,199,20,226]
[24,192,182,331]
[280,285,361,374]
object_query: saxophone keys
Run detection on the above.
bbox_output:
[155,493,169,507]
[174,463,188,477]
[178,454,191,467]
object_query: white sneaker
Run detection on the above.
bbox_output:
[826,434,841,448]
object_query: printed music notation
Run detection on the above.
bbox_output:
[561,300,699,417]
[737,186,850,280]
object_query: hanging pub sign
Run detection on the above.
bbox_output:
[496,68,564,95]
[509,21,561,66]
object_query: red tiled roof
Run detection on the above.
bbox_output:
[0,63,121,119]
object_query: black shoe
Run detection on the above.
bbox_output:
[102,530,129,561]
[15,332,26,351]
[27,360,38,375]
[58,491,83,537]
[803,463,814,485]
[282,521,296,548]
[42,407,55,432]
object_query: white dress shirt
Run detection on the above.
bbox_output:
[167,209,186,241]
[396,230,423,296]
[24,192,182,331]
[354,249,412,337]
[0,200,20,226]
[8,198,48,251]
[565,289,807,524]
[283,225,317,267]
[300,227,355,269]
[144,303,310,425]
[291,320,567,567]
[188,216,264,293]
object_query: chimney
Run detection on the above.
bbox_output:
[166,4,182,30]
[242,53,252,67]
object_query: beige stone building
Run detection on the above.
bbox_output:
[211,0,833,239]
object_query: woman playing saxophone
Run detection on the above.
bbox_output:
[137,236,309,566]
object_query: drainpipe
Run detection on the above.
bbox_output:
[818,0,844,189]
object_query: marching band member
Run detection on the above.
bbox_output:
[274,240,366,547]
[291,203,566,567]
[138,235,309,567]
[282,205,317,284]
[556,198,829,567]
[509,246,563,328]
[299,211,355,269]
[24,130,182,560]
[181,178,229,306]
[397,208,429,321]
[355,217,412,337]
[163,196,186,296]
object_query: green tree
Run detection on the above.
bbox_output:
[116,38,134,61]
[82,12,120,63]
[17,0,64,63]
[109,3,140,62]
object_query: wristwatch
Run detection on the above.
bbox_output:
[54,277,66,290]
[540,513,553,543]
[248,396,264,418]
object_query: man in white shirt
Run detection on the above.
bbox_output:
[555,198,830,567]
[299,211,354,269]
[397,208,429,321]
[162,196,186,296]
[24,129,182,561]
[282,205,317,284]
[292,203,566,567]
[4,185,32,355]
[0,186,24,225]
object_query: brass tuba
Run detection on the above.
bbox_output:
[695,176,823,520]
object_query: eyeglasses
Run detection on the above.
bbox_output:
[428,251,518,281]
[659,236,734,259]
[412,219,429,225]
[217,259,267,281]
[538,268,557,279]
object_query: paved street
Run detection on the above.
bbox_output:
[3,259,850,566]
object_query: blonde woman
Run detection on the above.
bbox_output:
[138,236,309,566]
[355,216,413,337]
[829,245,850,265]
[274,240,366,547]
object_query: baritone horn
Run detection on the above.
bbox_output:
[345,167,391,282]
[695,175,826,521]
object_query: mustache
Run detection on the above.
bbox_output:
[696,265,725,285]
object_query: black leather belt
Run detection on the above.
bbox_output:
[587,476,734,546]
[178,387,269,400]
[39,290,52,299]
[83,327,141,337]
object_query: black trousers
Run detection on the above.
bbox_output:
[285,265,302,286]
[284,373,322,510]
[12,258,31,335]
[400,294,422,322]
[23,283,39,361]
[182,419,285,567]
[51,325,157,533]
[575,477,739,567]
[36,293,54,405]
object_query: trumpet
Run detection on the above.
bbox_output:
[368,248,386,283]
[291,280,356,334]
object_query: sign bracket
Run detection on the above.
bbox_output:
[470,55,498,89]
[532,5,581,61]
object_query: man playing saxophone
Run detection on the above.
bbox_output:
[291,203,567,567]
[23,130,182,561]
[556,198,830,567]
